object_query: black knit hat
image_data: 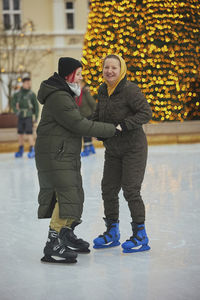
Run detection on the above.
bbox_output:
[58,57,82,78]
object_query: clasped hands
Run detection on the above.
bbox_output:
[97,121,127,142]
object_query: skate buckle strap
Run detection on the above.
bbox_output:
[129,235,142,245]
[98,224,115,243]
[128,225,144,244]
[50,230,58,239]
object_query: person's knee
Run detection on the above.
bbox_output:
[122,185,141,200]
[102,184,121,196]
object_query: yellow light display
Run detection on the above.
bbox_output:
[82,0,200,121]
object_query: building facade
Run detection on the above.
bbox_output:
[0,0,90,112]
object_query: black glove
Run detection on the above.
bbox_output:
[119,121,128,131]
[115,128,122,136]
[97,125,122,141]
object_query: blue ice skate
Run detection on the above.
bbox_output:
[93,218,120,249]
[15,145,24,158]
[122,222,150,253]
[81,146,90,157]
[89,144,96,154]
[27,146,35,159]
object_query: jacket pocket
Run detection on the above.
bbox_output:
[54,140,65,161]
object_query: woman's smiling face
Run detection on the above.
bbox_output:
[103,58,121,86]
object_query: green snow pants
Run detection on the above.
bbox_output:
[102,130,148,223]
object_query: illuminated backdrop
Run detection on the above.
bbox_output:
[82,0,200,121]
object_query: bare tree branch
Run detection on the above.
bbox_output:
[0,20,52,113]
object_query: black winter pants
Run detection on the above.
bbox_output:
[102,133,148,223]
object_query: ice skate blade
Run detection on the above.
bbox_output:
[93,241,120,249]
[41,255,77,264]
[123,245,151,253]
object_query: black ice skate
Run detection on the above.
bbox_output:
[41,228,78,263]
[59,221,90,253]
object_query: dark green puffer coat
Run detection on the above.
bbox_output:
[35,73,116,220]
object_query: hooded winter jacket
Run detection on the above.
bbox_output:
[35,73,116,220]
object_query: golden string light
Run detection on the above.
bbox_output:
[82,0,200,121]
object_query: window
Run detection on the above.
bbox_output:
[2,0,21,30]
[65,0,75,30]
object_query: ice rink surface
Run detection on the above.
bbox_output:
[0,144,200,300]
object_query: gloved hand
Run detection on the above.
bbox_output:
[116,124,122,131]
[114,124,122,136]
[115,129,121,136]
[97,124,123,141]
[119,121,128,131]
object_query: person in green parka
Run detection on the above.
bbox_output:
[11,77,39,158]
[92,54,152,253]
[35,57,120,263]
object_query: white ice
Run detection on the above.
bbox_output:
[0,144,200,300]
